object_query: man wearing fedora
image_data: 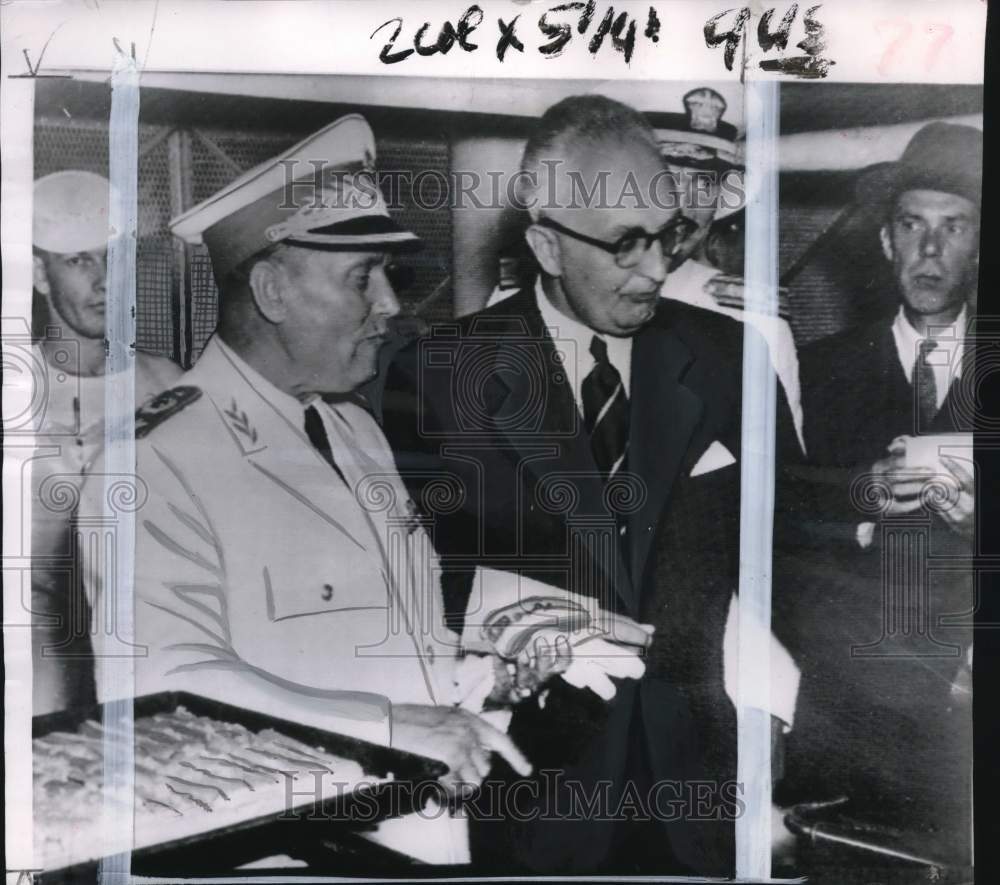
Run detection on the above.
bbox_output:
[30,171,182,715]
[775,122,979,863]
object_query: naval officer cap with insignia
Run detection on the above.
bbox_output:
[650,87,745,268]
[171,113,421,397]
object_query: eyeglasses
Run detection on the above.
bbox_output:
[535,215,698,269]
[384,262,415,293]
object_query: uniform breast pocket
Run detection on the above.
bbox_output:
[263,558,390,624]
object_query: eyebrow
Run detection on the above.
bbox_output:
[894,212,977,225]
[605,224,646,238]
[347,254,385,271]
[605,222,668,240]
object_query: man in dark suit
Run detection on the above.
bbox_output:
[383,95,798,875]
[776,123,979,865]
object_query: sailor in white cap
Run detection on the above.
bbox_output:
[654,87,805,451]
[31,170,182,715]
[78,114,542,865]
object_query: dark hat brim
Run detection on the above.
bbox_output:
[661,153,744,173]
[856,161,982,213]
[647,111,739,144]
[284,214,423,253]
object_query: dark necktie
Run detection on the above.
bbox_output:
[304,404,347,485]
[581,335,630,480]
[915,338,939,429]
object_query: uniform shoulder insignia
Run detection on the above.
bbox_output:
[135,385,202,439]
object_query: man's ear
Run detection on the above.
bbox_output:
[879,225,894,263]
[32,254,51,296]
[524,224,563,278]
[248,258,289,324]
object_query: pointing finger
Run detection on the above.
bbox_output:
[473,718,532,777]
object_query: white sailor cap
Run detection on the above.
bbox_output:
[33,170,111,254]
[169,114,421,280]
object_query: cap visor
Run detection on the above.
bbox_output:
[662,155,744,173]
[284,214,422,252]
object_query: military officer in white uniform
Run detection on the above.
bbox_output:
[78,115,647,864]
[31,170,181,714]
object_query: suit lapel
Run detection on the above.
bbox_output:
[484,291,634,611]
[871,323,912,442]
[628,319,704,588]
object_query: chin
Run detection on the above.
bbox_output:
[616,307,656,335]
[607,323,645,339]
[352,361,381,387]
[907,291,962,316]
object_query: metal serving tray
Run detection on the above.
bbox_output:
[34,691,447,879]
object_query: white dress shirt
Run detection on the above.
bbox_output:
[891,304,966,410]
[534,276,632,407]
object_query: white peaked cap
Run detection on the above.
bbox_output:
[169,114,420,279]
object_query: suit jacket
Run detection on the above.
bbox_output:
[383,286,799,874]
[775,314,973,862]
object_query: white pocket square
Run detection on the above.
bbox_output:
[690,440,736,477]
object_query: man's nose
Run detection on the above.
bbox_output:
[637,237,668,285]
[920,228,943,257]
[372,271,402,321]
[92,260,107,293]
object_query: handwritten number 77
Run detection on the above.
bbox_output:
[876,20,954,75]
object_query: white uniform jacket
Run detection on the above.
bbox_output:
[79,335,494,752]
